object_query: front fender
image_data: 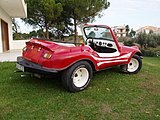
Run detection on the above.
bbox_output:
[128,51,143,63]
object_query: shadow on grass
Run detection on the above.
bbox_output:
[15,67,122,92]
[15,72,67,93]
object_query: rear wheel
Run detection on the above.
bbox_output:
[61,61,93,92]
[120,55,142,74]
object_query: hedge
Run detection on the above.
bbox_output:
[141,48,160,57]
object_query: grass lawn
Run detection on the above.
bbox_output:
[0,57,160,120]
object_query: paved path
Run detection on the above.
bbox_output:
[0,49,22,62]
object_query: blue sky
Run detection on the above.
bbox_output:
[17,0,160,33]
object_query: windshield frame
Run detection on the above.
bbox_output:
[83,26,114,41]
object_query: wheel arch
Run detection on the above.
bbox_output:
[134,52,143,59]
[127,51,143,65]
[61,59,94,92]
[68,59,97,72]
[84,59,97,72]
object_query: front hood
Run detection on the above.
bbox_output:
[120,45,141,53]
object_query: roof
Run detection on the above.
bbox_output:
[0,0,27,18]
[136,26,159,33]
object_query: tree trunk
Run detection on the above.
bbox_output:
[45,25,49,39]
[73,15,77,43]
[45,19,49,39]
[12,18,18,33]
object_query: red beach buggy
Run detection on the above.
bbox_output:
[16,24,142,92]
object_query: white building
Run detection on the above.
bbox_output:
[112,25,127,37]
[154,28,160,35]
[0,0,27,53]
[136,26,160,34]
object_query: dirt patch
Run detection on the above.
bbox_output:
[99,104,123,120]
[79,98,93,106]
[99,103,112,114]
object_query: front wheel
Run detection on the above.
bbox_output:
[61,61,93,92]
[120,55,142,74]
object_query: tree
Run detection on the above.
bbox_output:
[12,18,21,39]
[136,32,147,48]
[56,0,110,42]
[23,0,63,39]
[12,18,19,33]
[129,28,136,38]
[37,29,45,38]
[29,30,37,37]
[135,33,160,48]
[125,25,130,37]
[149,30,153,34]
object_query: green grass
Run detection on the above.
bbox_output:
[0,57,160,120]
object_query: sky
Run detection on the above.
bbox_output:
[92,0,160,30]
[16,0,160,33]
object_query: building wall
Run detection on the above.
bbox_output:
[0,7,13,53]
[11,40,30,49]
[154,30,160,35]
[112,26,127,37]
[0,19,2,53]
[136,26,160,35]
[0,7,26,52]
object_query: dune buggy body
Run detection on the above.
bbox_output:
[16,24,142,92]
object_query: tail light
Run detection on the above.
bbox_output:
[43,53,52,59]
[38,47,42,52]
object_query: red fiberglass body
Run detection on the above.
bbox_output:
[16,24,142,92]
[19,38,140,72]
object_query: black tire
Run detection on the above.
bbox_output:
[61,61,93,92]
[120,55,142,74]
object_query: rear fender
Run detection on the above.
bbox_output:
[65,59,98,72]
[40,53,98,72]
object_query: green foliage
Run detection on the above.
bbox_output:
[135,33,160,48]
[141,48,160,57]
[117,29,160,57]
[22,0,110,41]
[117,36,127,42]
[13,30,55,40]
[129,28,136,37]
[23,0,63,38]
[56,0,110,42]
[117,37,135,46]
[135,32,147,48]
[13,33,30,40]
[58,0,110,23]
[124,39,134,46]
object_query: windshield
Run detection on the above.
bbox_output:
[84,26,114,41]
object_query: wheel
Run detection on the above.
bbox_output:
[120,55,142,74]
[61,61,93,92]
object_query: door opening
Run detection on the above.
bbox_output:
[1,19,9,52]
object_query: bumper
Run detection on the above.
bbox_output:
[16,57,58,74]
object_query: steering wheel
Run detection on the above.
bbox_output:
[86,38,92,45]
[86,38,94,46]
[86,38,97,51]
